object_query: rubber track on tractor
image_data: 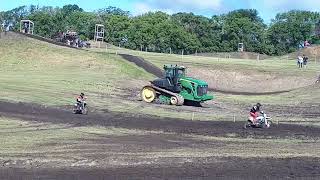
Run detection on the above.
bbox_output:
[143,85,184,106]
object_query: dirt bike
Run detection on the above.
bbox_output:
[244,111,272,129]
[73,101,88,115]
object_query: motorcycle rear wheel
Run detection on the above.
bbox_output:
[73,106,79,114]
[243,122,252,129]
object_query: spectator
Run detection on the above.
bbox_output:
[24,22,28,33]
[303,54,309,69]
[304,40,310,47]
[297,55,303,69]
[5,25,9,35]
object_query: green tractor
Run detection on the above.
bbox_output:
[141,65,214,106]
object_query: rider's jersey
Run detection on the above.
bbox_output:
[76,96,85,103]
[250,105,260,113]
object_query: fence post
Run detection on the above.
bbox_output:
[182,50,184,59]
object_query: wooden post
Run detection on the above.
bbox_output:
[191,112,195,121]
[170,47,172,54]
[182,50,184,59]
[233,115,236,123]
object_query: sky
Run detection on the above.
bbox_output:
[1,0,320,23]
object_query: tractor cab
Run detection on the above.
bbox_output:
[151,65,186,93]
[164,64,186,81]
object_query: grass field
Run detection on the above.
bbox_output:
[0,33,152,106]
[93,43,320,105]
[1,32,320,179]
[1,32,320,122]
[99,43,320,76]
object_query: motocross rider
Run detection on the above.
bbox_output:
[250,103,262,124]
[76,93,86,107]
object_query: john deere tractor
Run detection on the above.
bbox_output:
[141,65,214,106]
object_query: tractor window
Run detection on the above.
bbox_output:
[165,69,173,78]
[177,69,185,77]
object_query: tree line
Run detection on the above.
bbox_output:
[1,5,320,56]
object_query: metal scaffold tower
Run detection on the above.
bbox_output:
[238,43,244,52]
[20,20,34,34]
[94,24,105,42]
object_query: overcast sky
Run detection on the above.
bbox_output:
[1,0,320,23]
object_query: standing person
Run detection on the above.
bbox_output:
[298,55,303,69]
[4,25,9,35]
[303,54,309,69]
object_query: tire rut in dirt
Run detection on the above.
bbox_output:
[1,101,320,139]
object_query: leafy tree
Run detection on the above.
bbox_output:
[2,4,320,56]
[267,10,320,55]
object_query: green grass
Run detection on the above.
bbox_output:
[1,34,320,123]
[99,44,320,76]
[0,34,153,107]
[93,44,320,107]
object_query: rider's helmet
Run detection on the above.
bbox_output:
[256,103,262,107]
[80,93,84,97]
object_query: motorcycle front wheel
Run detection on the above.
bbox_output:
[262,120,272,128]
[82,106,88,115]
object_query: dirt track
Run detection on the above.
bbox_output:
[1,101,320,139]
[1,101,320,179]
[1,157,319,180]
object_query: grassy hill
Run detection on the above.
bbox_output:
[1,32,320,123]
[0,32,152,107]
[92,43,320,93]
